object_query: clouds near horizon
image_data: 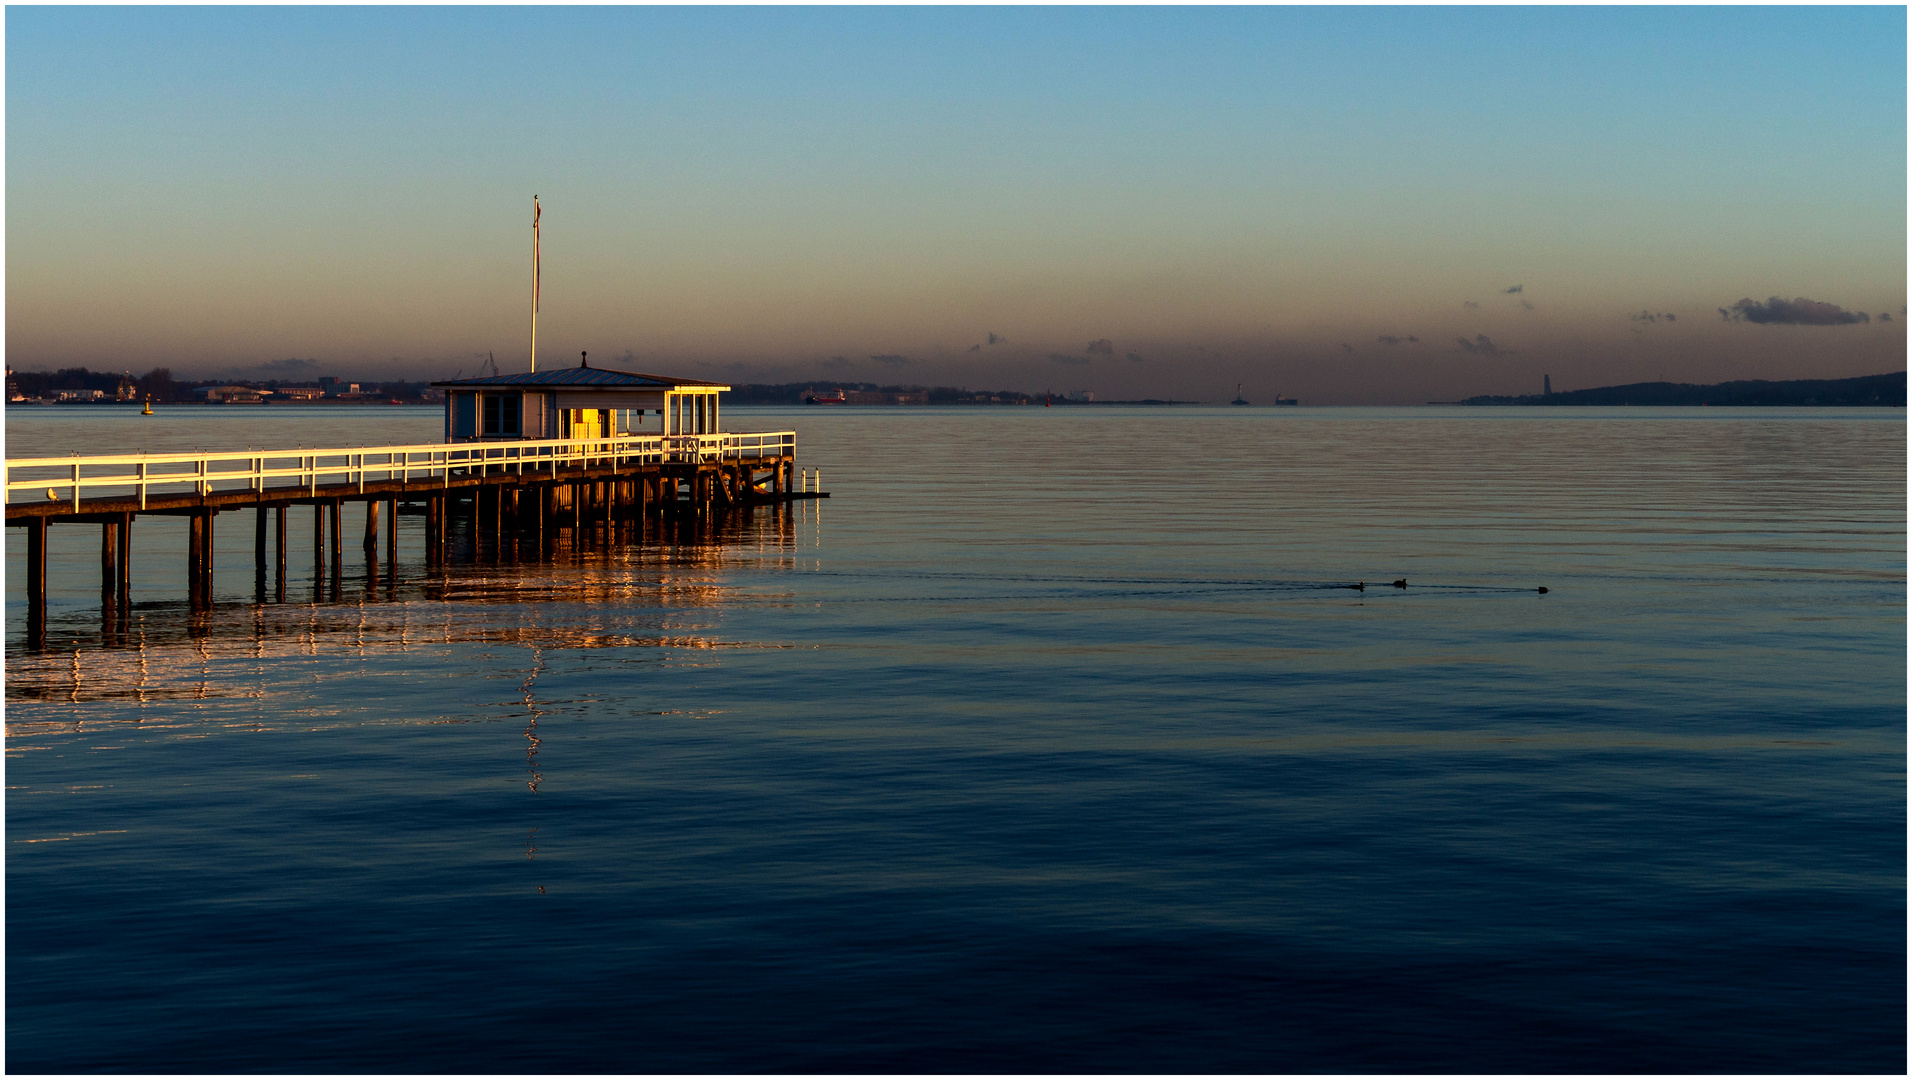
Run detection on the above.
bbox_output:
[1719,297,1873,325]
[1456,334,1508,355]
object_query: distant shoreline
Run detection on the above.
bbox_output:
[6,399,436,407]
[1446,371,1904,407]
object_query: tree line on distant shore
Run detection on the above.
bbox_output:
[724,382,1039,405]
[1458,371,1904,407]
[722,382,1191,405]
[7,366,433,402]
[6,369,1033,405]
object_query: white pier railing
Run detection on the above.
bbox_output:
[5,431,796,511]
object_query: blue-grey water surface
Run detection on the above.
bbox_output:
[5,404,1904,1071]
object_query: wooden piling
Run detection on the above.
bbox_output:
[328,499,343,597]
[386,498,397,570]
[491,487,504,557]
[504,488,519,563]
[363,498,379,554]
[116,514,132,609]
[187,511,206,609]
[26,516,47,646]
[102,519,119,603]
[274,506,287,602]
[255,506,269,596]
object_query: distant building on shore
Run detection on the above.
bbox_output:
[193,385,271,404]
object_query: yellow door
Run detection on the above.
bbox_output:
[568,409,603,441]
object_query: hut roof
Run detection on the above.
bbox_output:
[432,366,728,391]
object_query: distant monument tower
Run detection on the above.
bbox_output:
[1543,374,1553,396]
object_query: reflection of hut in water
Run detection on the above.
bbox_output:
[432,357,729,441]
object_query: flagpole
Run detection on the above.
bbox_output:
[530,196,540,373]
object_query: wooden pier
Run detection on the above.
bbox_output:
[5,430,822,648]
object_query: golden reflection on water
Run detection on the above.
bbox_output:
[5,504,805,731]
[521,646,547,795]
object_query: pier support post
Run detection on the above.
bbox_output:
[27,517,48,648]
[328,499,343,598]
[102,519,119,605]
[187,510,211,610]
[187,513,201,608]
[255,506,269,598]
[424,496,440,565]
[364,499,379,554]
[116,514,132,611]
[275,506,287,602]
[503,488,519,563]
[491,487,504,558]
[386,498,397,571]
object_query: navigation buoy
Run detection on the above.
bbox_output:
[141,397,154,415]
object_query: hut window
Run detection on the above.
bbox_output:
[452,393,477,438]
[483,394,521,436]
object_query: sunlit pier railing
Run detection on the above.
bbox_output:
[5,431,797,510]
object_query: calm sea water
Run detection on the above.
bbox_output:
[6,404,1904,1072]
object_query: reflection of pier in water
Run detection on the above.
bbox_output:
[5,498,816,717]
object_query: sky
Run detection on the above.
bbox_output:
[6,6,1905,404]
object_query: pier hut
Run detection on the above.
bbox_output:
[433,358,728,443]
